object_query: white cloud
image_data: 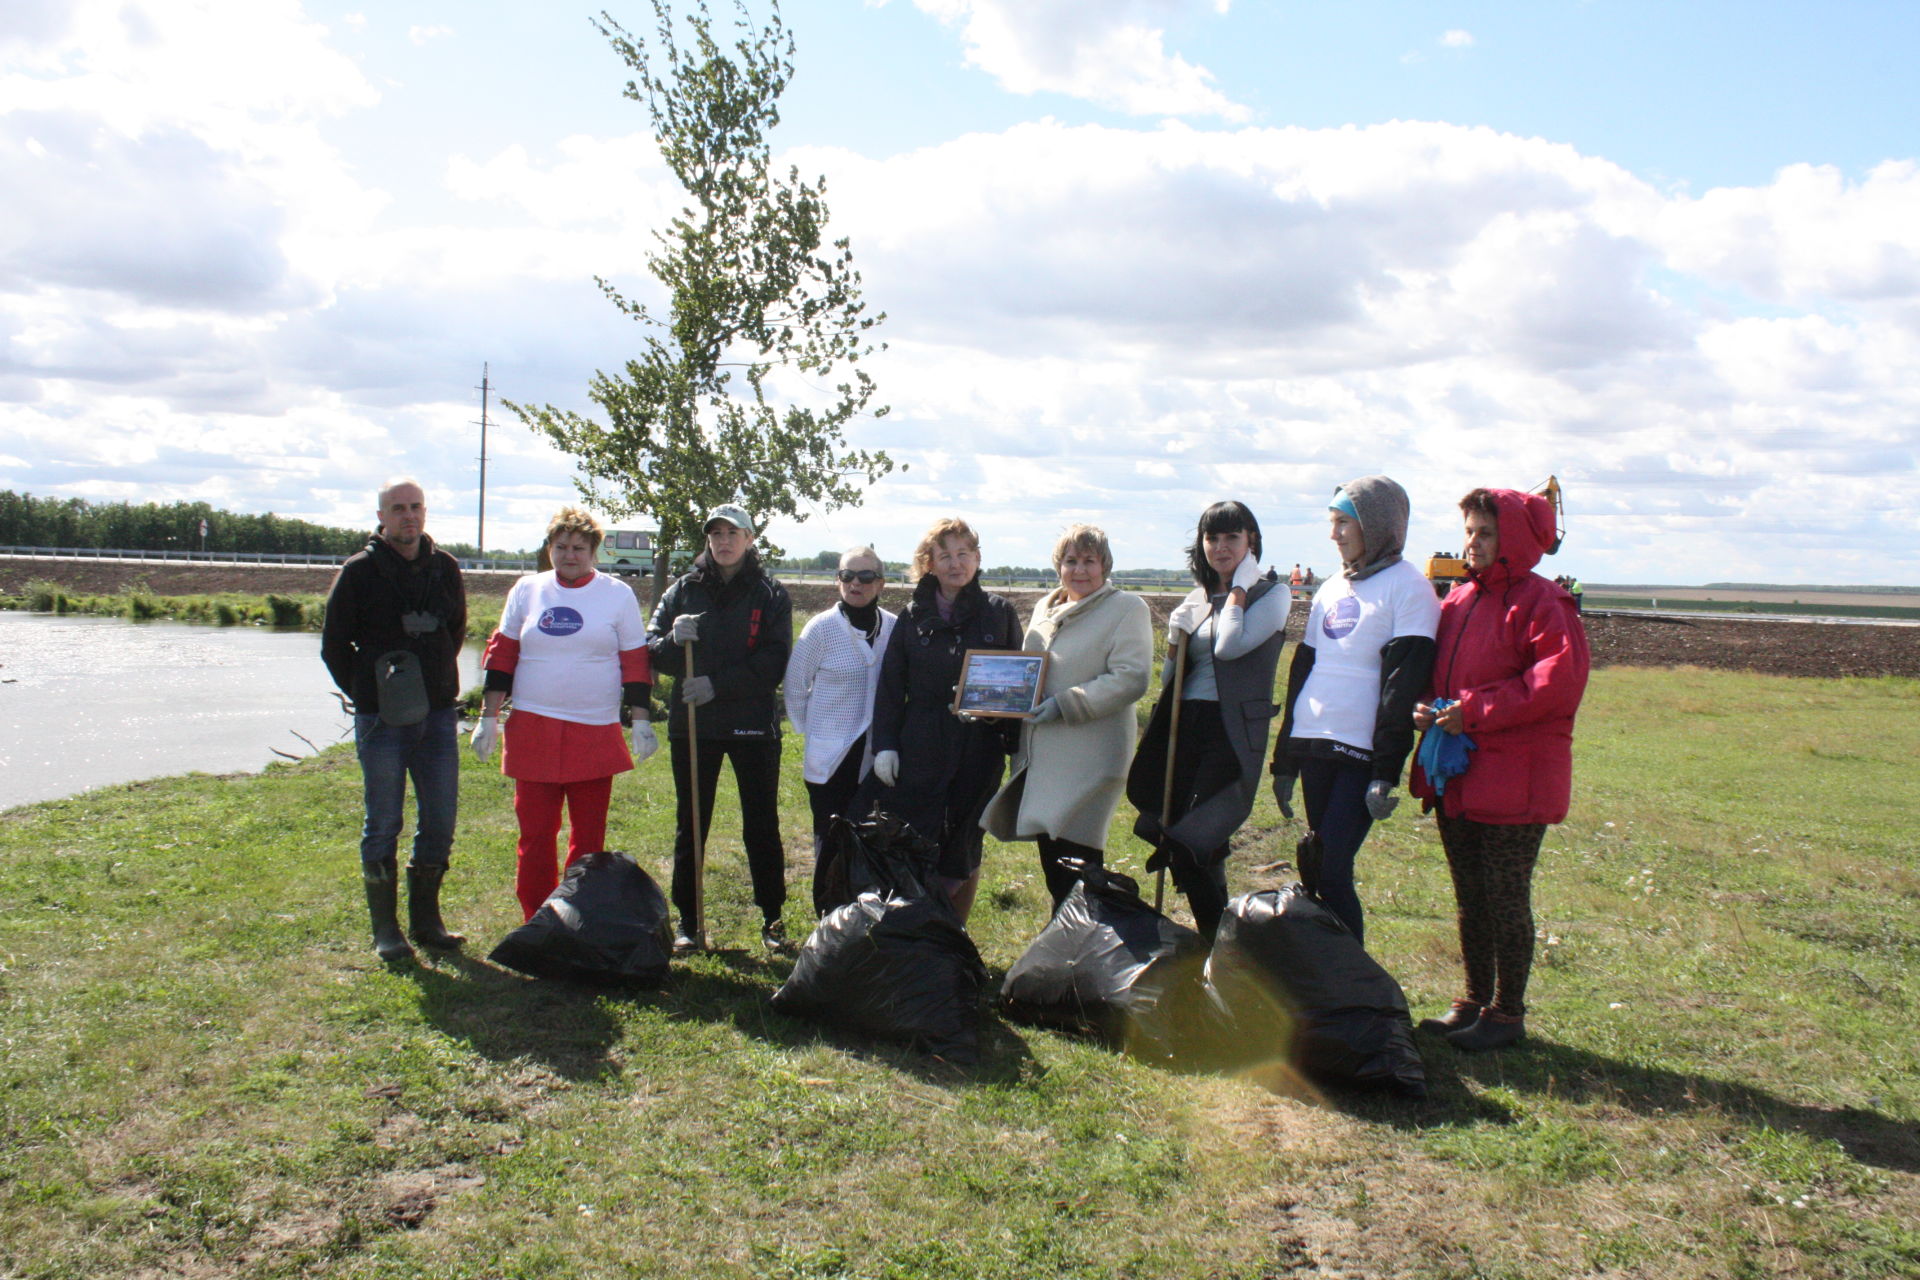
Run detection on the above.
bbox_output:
[5,4,1919,580]
[914,0,1249,121]
[1654,160,1920,309]
[1441,29,1474,48]
[408,24,452,47]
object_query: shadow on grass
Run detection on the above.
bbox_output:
[1321,1031,1920,1176]
[654,947,1044,1089]
[400,953,625,1082]
[400,943,1041,1092]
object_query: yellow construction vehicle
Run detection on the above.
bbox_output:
[1424,476,1564,596]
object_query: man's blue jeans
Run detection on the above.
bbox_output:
[354,707,459,872]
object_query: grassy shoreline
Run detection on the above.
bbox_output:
[1,580,506,640]
[2,665,1916,1278]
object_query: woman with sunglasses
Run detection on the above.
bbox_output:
[784,547,897,910]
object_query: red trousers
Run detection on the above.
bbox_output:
[513,776,614,919]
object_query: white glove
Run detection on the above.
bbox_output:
[1231,554,1263,593]
[1365,780,1399,821]
[1167,593,1209,635]
[873,750,899,787]
[672,613,701,642]
[1029,696,1062,724]
[681,675,715,706]
[630,719,658,764]
[469,716,498,762]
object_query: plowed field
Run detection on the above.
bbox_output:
[6,557,1917,679]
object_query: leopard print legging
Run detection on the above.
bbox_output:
[1435,813,1547,1017]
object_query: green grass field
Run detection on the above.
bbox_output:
[1,663,1915,1278]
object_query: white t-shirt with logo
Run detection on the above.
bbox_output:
[1294,559,1441,754]
[498,571,647,725]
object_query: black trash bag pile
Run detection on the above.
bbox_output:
[1201,887,1426,1096]
[811,810,939,916]
[488,850,673,988]
[773,813,987,1062]
[999,860,1209,1062]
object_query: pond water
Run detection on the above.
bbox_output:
[0,612,480,810]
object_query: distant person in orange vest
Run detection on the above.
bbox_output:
[1289,563,1304,588]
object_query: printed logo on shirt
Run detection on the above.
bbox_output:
[1321,594,1361,640]
[538,606,585,636]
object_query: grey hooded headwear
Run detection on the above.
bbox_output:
[1333,475,1410,582]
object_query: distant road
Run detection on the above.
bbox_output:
[1584,606,1919,629]
[1586,584,1920,610]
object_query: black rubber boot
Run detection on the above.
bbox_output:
[406,863,465,950]
[364,863,415,963]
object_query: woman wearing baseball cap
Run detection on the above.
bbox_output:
[647,504,795,953]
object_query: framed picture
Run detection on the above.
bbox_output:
[952,649,1051,718]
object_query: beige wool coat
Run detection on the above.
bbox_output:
[981,582,1154,849]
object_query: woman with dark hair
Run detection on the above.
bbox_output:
[474,506,656,919]
[648,503,794,954]
[1269,476,1440,946]
[868,516,1020,924]
[982,523,1153,911]
[1127,501,1291,939]
[1411,487,1589,1051]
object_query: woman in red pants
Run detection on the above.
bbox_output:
[472,507,659,918]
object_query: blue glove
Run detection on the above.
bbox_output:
[1417,699,1476,796]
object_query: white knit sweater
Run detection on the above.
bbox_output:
[784,604,899,784]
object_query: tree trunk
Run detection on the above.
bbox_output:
[651,546,672,609]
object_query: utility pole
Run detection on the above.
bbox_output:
[474,363,491,558]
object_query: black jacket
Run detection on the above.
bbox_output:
[869,575,1021,833]
[647,555,792,740]
[321,533,468,712]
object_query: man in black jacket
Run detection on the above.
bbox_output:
[647,504,793,954]
[321,478,468,962]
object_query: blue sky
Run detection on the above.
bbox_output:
[4,0,1918,582]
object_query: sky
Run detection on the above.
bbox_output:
[3,0,1918,585]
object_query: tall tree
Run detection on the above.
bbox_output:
[509,0,894,600]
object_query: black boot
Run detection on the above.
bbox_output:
[406,863,465,950]
[364,863,415,963]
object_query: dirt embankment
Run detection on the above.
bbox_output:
[7,557,1917,680]
[0,556,524,599]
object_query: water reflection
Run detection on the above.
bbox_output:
[0,612,481,810]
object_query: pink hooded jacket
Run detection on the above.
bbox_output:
[1409,489,1590,824]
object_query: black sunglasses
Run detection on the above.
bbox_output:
[836,569,882,584]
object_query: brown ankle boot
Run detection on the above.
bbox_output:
[1447,1008,1525,1052]
[1418,999,1483,1035]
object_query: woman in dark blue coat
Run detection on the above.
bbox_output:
[868,517,1019,924]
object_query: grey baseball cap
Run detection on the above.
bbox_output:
[703,503,756,536]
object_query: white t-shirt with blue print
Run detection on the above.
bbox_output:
[1294,559,1441,756]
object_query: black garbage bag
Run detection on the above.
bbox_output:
[488,851,673,988]
[1201,887,1426,1096]
[811,811,939,916]
[773,813,986,1062]
[999,860,1209,1062]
